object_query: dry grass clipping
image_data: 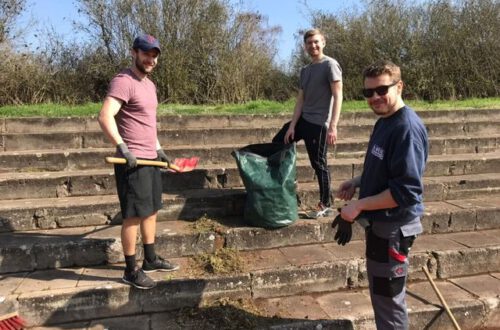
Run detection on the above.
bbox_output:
[195,248,244,274]
[191,214,225,234]
[174,297,274,329]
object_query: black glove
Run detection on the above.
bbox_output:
[157,149,172,165]
[117,143,137,168]
[331,214,352,246]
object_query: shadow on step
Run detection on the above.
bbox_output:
[37,293,354,329]
[161,169,213,192]
[160,166,236,192]
[0,226,120,273]
[149,303,352,329]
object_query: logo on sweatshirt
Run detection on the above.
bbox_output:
[371,144,384,160]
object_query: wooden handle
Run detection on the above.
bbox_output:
[422,266,461,330]
[0,311,19,321]
[105,157,181,172]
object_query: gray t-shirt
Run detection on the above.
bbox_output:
[300,56,342,126]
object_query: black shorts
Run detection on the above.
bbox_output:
[114,163,163,219]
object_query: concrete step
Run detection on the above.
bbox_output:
[2,109,500,134]
[1,109,499,328]
[0,168,499,231]
[23,273,500,329]
[1,173,500,233]
[2,119,500,151]
[1,197,499,273]
[2,228,499,327]
[1,152,500,199]
[250,274,500,330]
[1,133,499,173]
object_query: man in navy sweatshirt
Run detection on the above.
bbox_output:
[334,60,428,329]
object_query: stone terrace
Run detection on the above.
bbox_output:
[0,109,500,329]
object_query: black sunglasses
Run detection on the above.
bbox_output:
[362,81,399,98]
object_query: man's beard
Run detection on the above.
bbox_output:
[135,58,154,74]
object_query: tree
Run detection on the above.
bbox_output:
[75,0,283,104]
[0,0,26,43]
[295,0,499,100]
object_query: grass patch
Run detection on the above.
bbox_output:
[0,102,101,117]
[194,248,244,275]
[0,97,498,117]
[157,99,296,115]
[406,97,500,110]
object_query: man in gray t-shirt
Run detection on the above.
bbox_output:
[273,28,343,218]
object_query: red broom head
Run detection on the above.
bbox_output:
[0,314,25,330]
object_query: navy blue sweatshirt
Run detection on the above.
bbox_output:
[359,106,429,223]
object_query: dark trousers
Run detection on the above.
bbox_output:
[272,117,331,206]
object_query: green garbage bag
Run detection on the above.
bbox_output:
[232,143,298,228]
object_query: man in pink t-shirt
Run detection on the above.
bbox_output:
[98,34,179,289]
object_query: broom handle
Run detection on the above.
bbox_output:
[422,266,461,330]
[105,157,181,172]
[0,311,18,321]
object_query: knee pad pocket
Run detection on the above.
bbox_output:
[366,229,389,263]
[373,276,406,297]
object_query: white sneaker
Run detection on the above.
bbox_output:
[305,203,333,219]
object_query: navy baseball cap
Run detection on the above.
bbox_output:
[133,34,161,53]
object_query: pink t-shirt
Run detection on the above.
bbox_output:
[107,69,158,159]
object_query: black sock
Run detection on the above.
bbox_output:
[143,243,156,263]
[125,255,136,272]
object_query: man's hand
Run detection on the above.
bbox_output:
[157,149,171,165]
[117,143,137,168]
[339,201,362,222]
[284,126,295,144]
[327,126,337,145]
[336,179,357,201]
[331,214,352,246]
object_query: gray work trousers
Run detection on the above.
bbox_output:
[365,217,422,330]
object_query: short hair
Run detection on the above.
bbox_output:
[363,60,401,82]
[303,29,324,43]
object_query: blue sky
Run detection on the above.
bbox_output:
[18,0,361,64]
